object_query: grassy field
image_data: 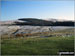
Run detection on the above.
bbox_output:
[1,36,74,55]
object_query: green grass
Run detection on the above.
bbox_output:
[1,36,74,55]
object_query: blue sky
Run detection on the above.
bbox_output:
[1,1,74,21]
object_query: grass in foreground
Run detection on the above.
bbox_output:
[1,36,74,55]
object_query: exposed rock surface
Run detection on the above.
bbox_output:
[0,25,73,36]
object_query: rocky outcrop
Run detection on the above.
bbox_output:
[0,25,73,35]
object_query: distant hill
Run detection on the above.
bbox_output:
[15,18,53,26]
[15,18,74,26]
[0,21,15,25]
[0,18,74,26]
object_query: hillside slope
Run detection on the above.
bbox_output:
[0,18,74,26]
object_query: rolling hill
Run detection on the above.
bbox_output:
[0,18,74,26]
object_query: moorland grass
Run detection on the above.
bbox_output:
[1,36,74,55]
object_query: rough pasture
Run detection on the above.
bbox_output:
[1,36,74,55]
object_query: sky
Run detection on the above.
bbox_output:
[1,1,74,21]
